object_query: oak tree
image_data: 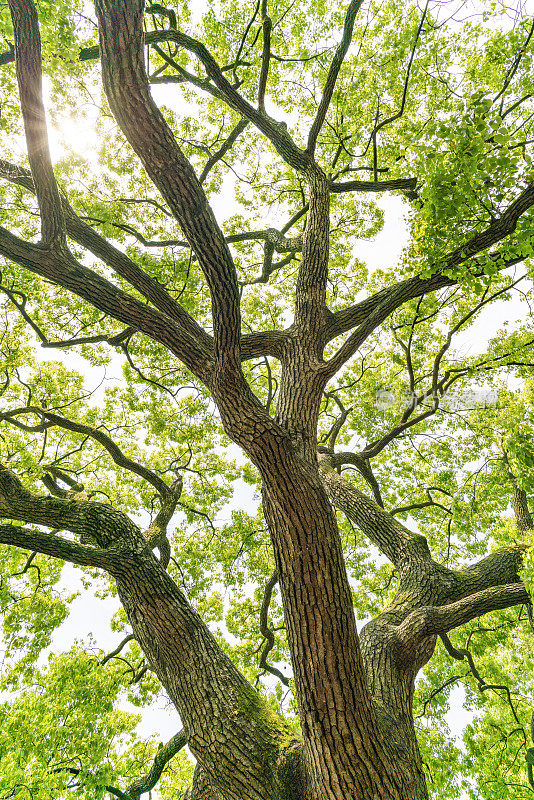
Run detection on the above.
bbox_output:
[0,0,534,798]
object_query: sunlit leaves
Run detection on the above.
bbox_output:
[0,649,144,799]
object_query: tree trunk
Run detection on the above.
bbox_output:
[111,551,300,800]
[105,482,434,800]
[262,482,403,800]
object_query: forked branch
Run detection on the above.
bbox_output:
[0,461,142,552]
[0,225,212,380]
[0,405,172,497]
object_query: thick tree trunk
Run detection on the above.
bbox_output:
[262,483,403,800]
[99,473,434,800]
[110,551,301,800]
[106,486,423,800]
[255,435,435,798]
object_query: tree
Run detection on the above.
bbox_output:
[0,0,533,797]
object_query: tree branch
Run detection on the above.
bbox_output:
[323,181,534,373]
[143,477,183,567]
[51,730,188,800]
[1,405,173,498]
[74,24,309,171]
[0,461,142,552]
[0,158,213,353]
[318,454,432,570]
[439,632,524,729]
[199,118,249,184]
[294,166,330,334]
[329,177,417,194]
[323,447,385,507]
[255,568,290,686]
[95,0,260,384]
[0,225,212,381]
[0,164,285,364]
[8,0,65,246]
[101,633,136,665]
[370,1,429,148]
[502,448,534,534]
[398,583,530,645]
[0,524,113,569]
[451,547,525,601]
[257,1,271,114]
[327,179,534,345]
[124,729,187,800]
[307,0,363,155]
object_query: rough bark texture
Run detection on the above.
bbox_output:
[1,2,534,799]
[513,484,534,534]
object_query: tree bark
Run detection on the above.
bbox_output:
[111,551,301,800]
[513,484,534,533]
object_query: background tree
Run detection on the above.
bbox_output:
[0,0,533,798]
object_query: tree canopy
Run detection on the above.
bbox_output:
[0,0,534,798]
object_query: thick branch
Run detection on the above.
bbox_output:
[76,26,309,171]
[0,157,212,358]
[399,583,529,644]
[8,0,65,245]
[95,0,242,376]
[0,461,142,552]
[2,403,183,568]
[512,484,534,533]
[0,161,286,363]
[445,183,534,267]
[143,477,183,567]
[326,271,457,341]
[240,328,287,360]
[451,547,525,601]
[329,177,417,193]
[0,225,212,380]
[65,209,211,346]
[295,166,330,336]
[0,524,112,569]
[318,455,432,570]
[327,177,534,347]
[502,452,534,534]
